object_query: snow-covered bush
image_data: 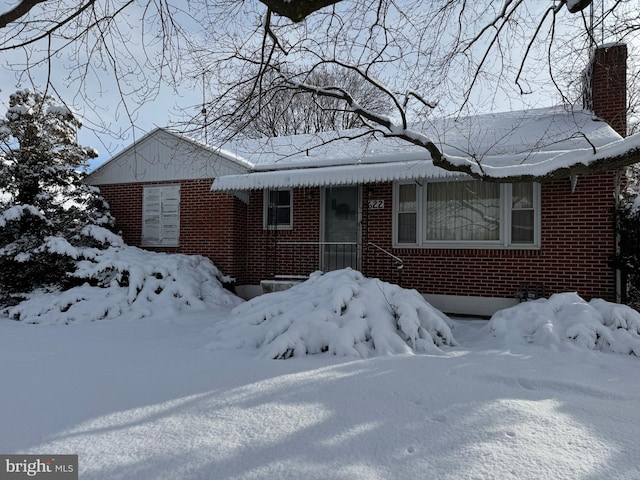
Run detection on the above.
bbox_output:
[211,269,457,359]
[4,244,242,324]
[488,292,640,355]
[0,89,115,299]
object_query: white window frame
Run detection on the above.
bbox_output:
[392,180,540,249]
[263,189,293,230]
[141,184,180,247]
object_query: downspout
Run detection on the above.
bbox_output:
[361,184,369,277]
[615,170,623,303]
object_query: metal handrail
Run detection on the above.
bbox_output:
[276,241,402,269]
[368,242,404,269]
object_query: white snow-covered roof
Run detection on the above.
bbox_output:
[212,106,627,191]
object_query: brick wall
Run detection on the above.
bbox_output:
[100,173,618,301]
[360,175,618,301]
[97,179,247,283]
[245,187,321,284]
[239,177,618,301]
[96,183,143,247]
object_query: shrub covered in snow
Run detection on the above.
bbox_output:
[488,292,640,355]
[4,244,242,324]
[212,269,457,359]
[0,89,115,297]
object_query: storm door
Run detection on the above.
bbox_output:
[322,186,360,271]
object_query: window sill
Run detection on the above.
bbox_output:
[141,242,180,247]
[263,225,293,231]
[393,242,540,250]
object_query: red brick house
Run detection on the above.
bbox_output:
[87,44,633,315]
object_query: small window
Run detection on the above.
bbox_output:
[264,189,292,229]
[511,182,535,244]
[397,183,417,244]
[142,185,180,246]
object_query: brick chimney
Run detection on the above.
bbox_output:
[584,43,628,137]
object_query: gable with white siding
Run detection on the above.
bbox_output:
[86,128,251,186]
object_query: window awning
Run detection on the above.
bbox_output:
[211,159,462,191]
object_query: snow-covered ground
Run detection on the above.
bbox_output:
[1,252,639,479]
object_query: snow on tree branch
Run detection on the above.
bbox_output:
[3,0,638,181]
[284,78,640,183]
[436,135,640,183]
[0,89,115,296]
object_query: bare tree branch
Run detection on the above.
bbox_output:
[2,0,639,184]
[0,0,48,29]
[0,1,101,51]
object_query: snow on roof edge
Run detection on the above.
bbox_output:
[211,131,640,190]
[211,160,464,191]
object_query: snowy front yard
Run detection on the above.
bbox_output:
[1,306,639,479]
[1,248,639,479]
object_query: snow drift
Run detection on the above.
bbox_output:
[4,243,242,324]
[212,269,457,359]
[488,292,640,355]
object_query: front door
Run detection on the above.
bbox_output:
[322,186,360,271]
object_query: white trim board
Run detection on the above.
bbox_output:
[423,293,519,317]
[237,283,519,317]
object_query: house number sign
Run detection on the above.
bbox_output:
[368,199,384,209]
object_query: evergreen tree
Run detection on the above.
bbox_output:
[0,89,115,297]
[612,167,640,310]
